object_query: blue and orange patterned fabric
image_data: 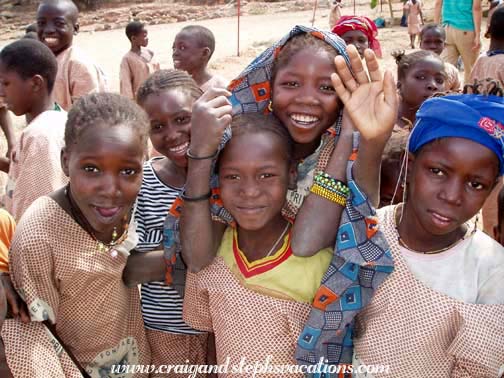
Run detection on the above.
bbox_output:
[163,25,394,371]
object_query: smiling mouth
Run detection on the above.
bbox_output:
[289,113,320,128]
[42,37,59,46]
[94,206,122,219]
[168,141,189,155]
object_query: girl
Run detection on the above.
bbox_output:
[123,69,209,377]
[332,16,383,59]
[183,113,333,376]
[2,93,151,377]
[392,50,446,129]
[176,26,397,367]
[404,0,424,48]
[353,94,504,377]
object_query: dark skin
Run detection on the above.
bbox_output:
[130,28,149,54]
[398,138,499,252]
[172,31,212,87]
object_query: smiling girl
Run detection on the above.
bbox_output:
[2,93,150,377]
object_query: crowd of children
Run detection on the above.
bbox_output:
[0,0,503,377]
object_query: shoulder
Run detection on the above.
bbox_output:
[24,111,67,140]
[470,230,504,263]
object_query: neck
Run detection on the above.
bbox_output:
[131,45,141,53]
[27,95,54,124]
[190,67,211,86]
[293,138,321,161]
[153,157,187,188]
[396,202,466,253]
[398,101,418,126]
[489,40,504,51]
[236,217,289,262]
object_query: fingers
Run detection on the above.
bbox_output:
[201,87,231,100]
[331,72,351,104]
[334,55,358,93]
[364,49,382,82]
[347,45,368,85]
[383,70,398,110]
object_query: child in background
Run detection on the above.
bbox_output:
[352,94,504,377]
[493,185,504,245]
[470,6,504,86]
[328,0,342,30]
[172,25,228,92]
[392,50,446,129]
[420,24,461,91]
[404,0,424,48]
[2,93,150,377]
[0,39,68,221]
[36,0,107,111]
[332,15,382,59]
[379,128,409,208]
[120,21,160,100]
[123,70,208,377]
[184,114,333,375]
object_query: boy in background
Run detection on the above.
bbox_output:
[172,25,227,92]
[36,0,107,110]
[120,21,160,100]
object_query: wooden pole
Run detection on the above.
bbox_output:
[312,0,318,26]
[237,0,240,56]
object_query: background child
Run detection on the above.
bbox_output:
[393,49,446,129]
[353,94,504,377]
[172,25,228,92]
[184,113,333,374]
[328,0,342,30]
[123,69,208,377]
[493,185,504,246]
[120,21,160,100]
[332,15,382,59]
[379,128,409,208]
[420,24,461,91]
[404,0,424,48]
[470,6,504,86]
[2,93,150,376]
[0,39,68,221]
[36,0,107,111]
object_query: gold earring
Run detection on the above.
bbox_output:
[267,100,273,112]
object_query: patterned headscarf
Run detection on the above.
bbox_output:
[332,16,383,58]
[163,25,394,370]
[409,94,504,175]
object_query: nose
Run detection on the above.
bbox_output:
[295,84,320,106]
[439,179,463,206]
[99,173,121,200]
[426,78,440,92]
[43,22,56,34]
[239,177,261,199]
[163,123,182,144]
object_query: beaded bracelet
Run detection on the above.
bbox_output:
[181,189,211,202]
[310,183,347,206]
[313,171,350,198]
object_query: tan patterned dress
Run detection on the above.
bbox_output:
[353,205,504,377]
[1,196,150,377]
[54,46,108,111]
[119,48,160,100]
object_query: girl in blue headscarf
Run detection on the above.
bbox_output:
[352,94,504,377]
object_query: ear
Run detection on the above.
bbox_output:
[288,161,298,190]
[30,75,45,93]
[201,47,211,60]
[73,22,80,34]
[406,151,415,184]
[60,147,70,177]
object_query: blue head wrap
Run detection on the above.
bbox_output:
[409,94,504,175]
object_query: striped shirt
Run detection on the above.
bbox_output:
[135,157,201,335]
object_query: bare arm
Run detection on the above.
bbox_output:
[472,0,482,50]
[434,0,443,24]
[419,3,424,24]
[0,108,15,160]
[122,249,165,287]
[180,89,231,272]
[291,119,353,257]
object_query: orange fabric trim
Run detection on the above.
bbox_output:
[232,230,292,278]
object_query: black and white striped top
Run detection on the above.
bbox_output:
[134,157,201,335]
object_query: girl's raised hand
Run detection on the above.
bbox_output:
[332,45,397,145]
[189,87,233,158]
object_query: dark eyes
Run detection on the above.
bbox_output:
[83,166,137,176]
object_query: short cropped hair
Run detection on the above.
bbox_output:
[179,25,216,59]
[0,39,58,93]
[65,93,150,152]
[420,23,446,40]
[125,21,145,41]
[489,6,504,40]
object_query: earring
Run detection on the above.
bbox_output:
[267,100,273,113]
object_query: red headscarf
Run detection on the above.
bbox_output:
[332,15,383,58]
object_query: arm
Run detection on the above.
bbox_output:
[291,120,353,257]
[434,0,443,24]
[119,57,135,100]
[472,0,482,50]
[69,59,102,104]
[180,89,231,272]
[0,107,15,160]
[122,249,165,287]
[419,3,425,24]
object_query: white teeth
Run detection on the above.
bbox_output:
[169,141,189,153]
[44,38,58,44]
[290,114,319,124]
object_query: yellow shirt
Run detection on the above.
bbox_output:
[0,209,15,272]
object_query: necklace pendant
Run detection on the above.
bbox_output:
[110,249,118,258]
[97,242,106,253]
